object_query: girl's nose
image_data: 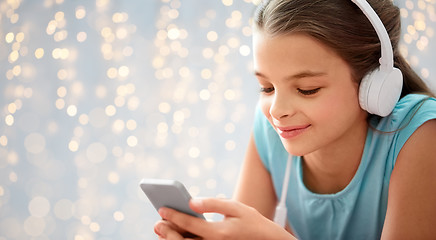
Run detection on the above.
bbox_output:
[269,90,294,121]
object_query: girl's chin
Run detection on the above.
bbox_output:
[281,142,311,157]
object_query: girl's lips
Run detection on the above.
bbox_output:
[276,124,311,139]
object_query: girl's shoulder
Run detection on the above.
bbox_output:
[371,93,436,133]
[382,102,436,238]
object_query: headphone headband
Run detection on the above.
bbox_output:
[351,0,393,71]
[353,0,403,117]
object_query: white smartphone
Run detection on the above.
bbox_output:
[139,178,205,219]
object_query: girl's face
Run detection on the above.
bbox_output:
[253,31,368,156]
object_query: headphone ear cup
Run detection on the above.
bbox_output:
[358,72,372,113]
[359,67,403,117]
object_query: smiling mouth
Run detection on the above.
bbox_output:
[276,124,311,139]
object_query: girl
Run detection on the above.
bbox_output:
[154,0,436,239]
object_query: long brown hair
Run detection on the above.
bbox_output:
[253,0,434,98]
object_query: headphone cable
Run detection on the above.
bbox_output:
[274,156,292,228]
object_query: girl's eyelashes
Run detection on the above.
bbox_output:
[259,87,321,95]
[297,87,321,95]
[260,87,274,93]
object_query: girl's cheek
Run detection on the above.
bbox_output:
[259,97,272,118]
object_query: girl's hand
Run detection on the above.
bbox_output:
[154,198,295,240]
[154,219,198,239]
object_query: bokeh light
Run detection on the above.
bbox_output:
[0,0,435,239]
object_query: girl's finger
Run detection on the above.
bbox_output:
[154,220,184,240]
[159,207,212,238]
[190,198,244,216]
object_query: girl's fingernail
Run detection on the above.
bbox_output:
[190,198,203,207]
[154,224,161,235]
[158,208,166,218]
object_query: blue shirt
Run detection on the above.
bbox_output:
[253,94,436,240]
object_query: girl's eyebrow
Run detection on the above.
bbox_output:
[254,70,326,80]
[254,71,267,78]
[289,71,326,80]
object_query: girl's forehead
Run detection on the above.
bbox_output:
[253,32,339,60]
[252,33,352,79]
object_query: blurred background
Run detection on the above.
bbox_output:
[0,0,435,239]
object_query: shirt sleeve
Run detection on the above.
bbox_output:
[252,105,287,173]
[392,96,436,161]
[252,106,274,172]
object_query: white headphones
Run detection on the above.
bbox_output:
[273,0,404,228]
[353,0,403,117]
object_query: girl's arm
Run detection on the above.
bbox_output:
[382,119,436,239]
[234,133,295,234]
[233,133,278,220]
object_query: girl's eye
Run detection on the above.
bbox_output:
[297,88,321,95]
[260,87,274,93]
